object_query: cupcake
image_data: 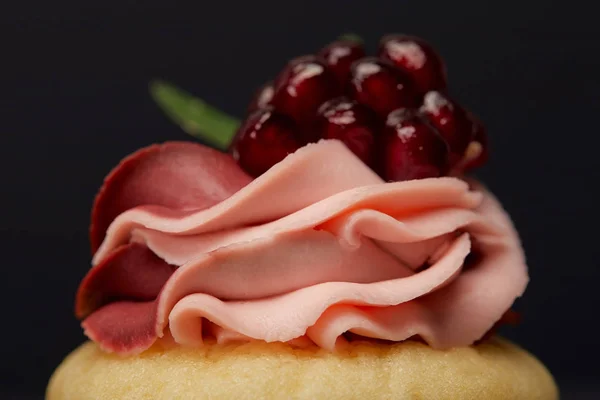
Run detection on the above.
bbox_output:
[47,34,557,399]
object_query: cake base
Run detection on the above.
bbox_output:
[47,337,557,400]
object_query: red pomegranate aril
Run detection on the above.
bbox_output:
[379,34,447,95]
[247,82,274,114]
[464,113,489,170]
[318,40,366,87]
[382,108,449,181]
[272,55,340,126]
[420,91,474,166]
[231,108,301,177]
[316,97,378,165]
[350,57,419,118]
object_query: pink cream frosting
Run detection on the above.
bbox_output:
[76,140,528,354]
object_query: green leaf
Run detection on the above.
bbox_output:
[149,80,240,150]
[338,33,364,44]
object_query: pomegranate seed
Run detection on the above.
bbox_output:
[349,57,419,118]
[272,55,340,126]
[231,108,301,177]
[463,112,489,170]
[420,91,474,166]
[247,82,274,114]
[382,108,449,181]
[318,40,366,88]
[379,34,447,95]
[316,97,378,165]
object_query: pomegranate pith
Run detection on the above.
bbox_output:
[316,97,378,166]
[379,34,447,95]
[350,57,419,118]
[382,108,449,181]
[464,112,489,170]
[231,108,301,177]
[272,55,340,127]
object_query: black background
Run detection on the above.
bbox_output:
[2,0,599,398]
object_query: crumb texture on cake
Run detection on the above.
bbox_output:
[47,337,557,400]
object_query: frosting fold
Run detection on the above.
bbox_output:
[77,140,528,354]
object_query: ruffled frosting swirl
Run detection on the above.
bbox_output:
[76,140,528,354]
